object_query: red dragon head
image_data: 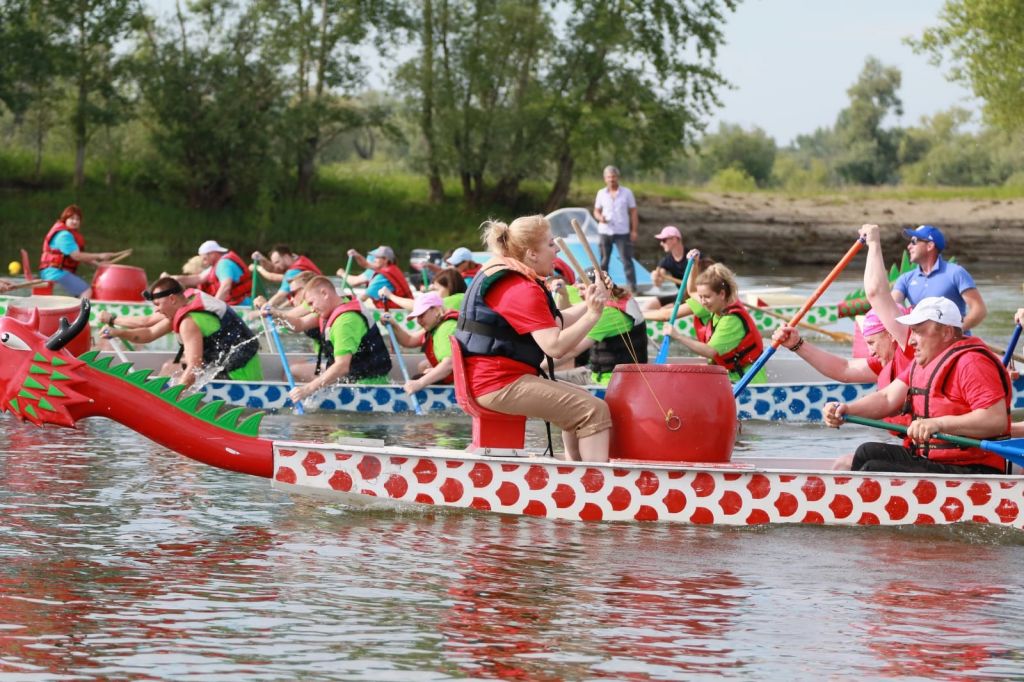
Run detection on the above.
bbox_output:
[0,300,91,428]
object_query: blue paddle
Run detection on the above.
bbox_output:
[655,255,696,365]
[264,311,304,415]
[379,292,424,415]
[1002,324,1022,367]
[844,415,1024,468]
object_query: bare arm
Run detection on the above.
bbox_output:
[860,224,908,348]
[108,318,173,344]
[772,326,877,383]
[629,206,638,240]
[529,284,606,358]
[961,288,987,331]
[384,319,425,349]
[824,379,909,427]
[290,354,352,402]
[406,357,453,393]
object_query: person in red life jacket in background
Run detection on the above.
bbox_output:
[667,254,766,384]
[104,277,262,387]
[825,297,1011,475]
[342,245,413,310]
[38,204,119,297]
[250,244,322,309]
[289,276,393,405]
[168,240,252,306]
[381,292,458,393]
[384,267,468,314]
[445,247,481,285]
[456,215,612,463]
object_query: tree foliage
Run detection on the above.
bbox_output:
[912,0,1024,132]
[833,57,903,185]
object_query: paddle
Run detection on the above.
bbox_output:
[553,238,593,287]
[250,258,261,301]
[571,219,608,292]
[20,249,34,281]
[341,255,358,297]
[655,255,696,364]
[379,308,424,415]
[2,279,45,292]
[742,301,854,343]
[264,311,304,415]
[1001,324,1022,367]
[733,237,865,396]
[843,414,1024,469]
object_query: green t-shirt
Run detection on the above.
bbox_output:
[429,318,457,362]
[188,311,263,381]
[327,311,389,384]
[443,293,465,311]
[587,306,632,341]
[686,298,766,384]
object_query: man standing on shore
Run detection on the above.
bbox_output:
[593,165,638,293]
[891,224,987,331]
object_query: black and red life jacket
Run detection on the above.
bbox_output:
[317,300,392,380]
[373,263,414,310]
[171,290,259,377]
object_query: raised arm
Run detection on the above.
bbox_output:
[860,224,909,348]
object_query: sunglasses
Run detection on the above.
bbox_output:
[908,237,932,245]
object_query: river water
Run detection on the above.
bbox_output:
[2,268,1024,679]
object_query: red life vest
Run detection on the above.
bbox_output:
[317,299,392,379]
[461,263,481,281]
[694,301,763,374]
[290,254,322,275]
[423,309,459,383]
[39,221,86,272]
[903,337,1011,471]
[874,344,916,430]
[200,250,252,305]
[373,263,413,310]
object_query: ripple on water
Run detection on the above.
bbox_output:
[3,404,1024,679]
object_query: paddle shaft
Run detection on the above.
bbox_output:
[264,312,304,414]
[382,319,424,415]
[655,256,695,364]
[1001,324,1023,367]
[106,249,132,265]
[733,238,865,396]
[553,238,592,287]
[743,301,852,343]
[843,415,1024,468]
[571,219,607,292]
[2,279,44,292]
[20,248,34,281]
[342,255,358,296]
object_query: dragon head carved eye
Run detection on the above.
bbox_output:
[0,331,30,351]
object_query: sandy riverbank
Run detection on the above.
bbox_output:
[633,192,1023,267]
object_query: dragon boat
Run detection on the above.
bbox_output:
[91,348,922,421]
[3,300,1023,530]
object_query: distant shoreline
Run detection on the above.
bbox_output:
[631,191,1023,267]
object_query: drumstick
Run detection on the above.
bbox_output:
[2,279,44,292]
[107,249,133,265]
[570,219,607,291]
[553,238,592,287]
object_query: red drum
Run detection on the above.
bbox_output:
[91,264,148,301]
[6,295,91,356]
[605,364,737,463]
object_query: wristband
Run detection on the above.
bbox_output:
[788,337,805,353]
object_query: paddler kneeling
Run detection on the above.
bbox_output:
[289,276,393,405]
[667,255,766,384]
[456,215,613,462]
[824,297,1011,475]
[104,277,262,387]
[382,291,458,394]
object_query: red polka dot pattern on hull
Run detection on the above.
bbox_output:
[271,445,1024,529]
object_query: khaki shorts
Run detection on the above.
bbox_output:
[476,374,612,439]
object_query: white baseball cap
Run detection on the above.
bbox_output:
[198,240,228,255]
[895,297,963,329]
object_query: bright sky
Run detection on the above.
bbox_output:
[708,0,978,145]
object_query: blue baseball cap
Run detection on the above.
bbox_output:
[902,225,945,252]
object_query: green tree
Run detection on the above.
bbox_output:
[134,1,285,209]
[49,0,137,188]
[833,56,903,185]
[256,0,405,200]
[700,123,776,187]
[912,0,1024,132]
